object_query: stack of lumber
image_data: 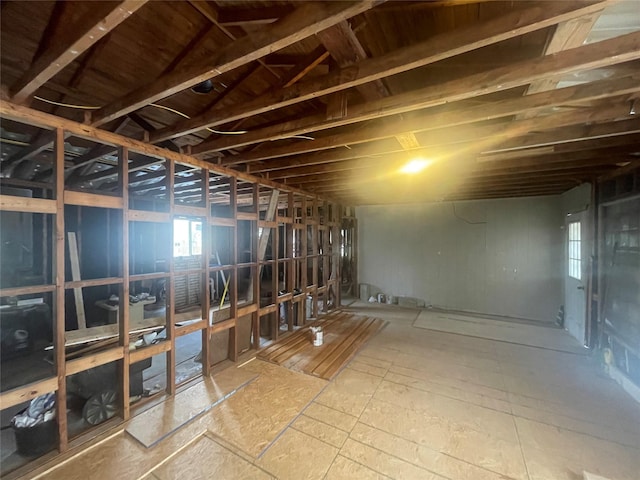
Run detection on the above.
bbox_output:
[257,311,386,380]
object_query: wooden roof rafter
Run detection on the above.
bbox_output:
[151,0,616,144]
[90,1,383,127]
[11,0,147,104]
[191,30,640,156]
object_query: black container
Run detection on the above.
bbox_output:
[13,417,57,457]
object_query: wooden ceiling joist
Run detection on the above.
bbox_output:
[519,9,605,111]
[216,5,294,27]
[152,0,615,143]
[10,0,147,104]
[226,74,640,167]
[249,103,638,180]
[0,100,315,199]
[194,31,640,155]
[2,0,638,205]
[90,1,382,127]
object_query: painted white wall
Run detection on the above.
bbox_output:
[357,195,564,322]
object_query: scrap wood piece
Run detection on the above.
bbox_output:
[276,313,357,367]
[316,317,385,379]
[308,316,377,376]
[257,311,387,380]
[68,232,87,329]
[259,312,348,361]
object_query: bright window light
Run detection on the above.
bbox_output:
[174,218,202,257]
[400,157,432,174]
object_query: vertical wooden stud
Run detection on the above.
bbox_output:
[312,198,319,318]
[228,177,238,361]
[301,197,308,324]
[53,128,67,452]
[117,146,130,420]
[166,158,176,394]
[272,222,279,341]
[201,168,211,376]
[286,192,294,331]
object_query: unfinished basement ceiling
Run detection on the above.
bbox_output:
[1,0,640,205]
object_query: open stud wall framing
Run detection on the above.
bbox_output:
[0,101,343,462]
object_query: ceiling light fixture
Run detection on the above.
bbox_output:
[630,99,637,115]
[400,157,432,174]
[191,79,214,94]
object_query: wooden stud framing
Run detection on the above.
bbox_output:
[118,146,130,420]
[53,127,67,452]
[166,157,176,395]
[201,167,211,377]
[0,103,344,473]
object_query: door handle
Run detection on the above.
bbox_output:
[577,285,585,290]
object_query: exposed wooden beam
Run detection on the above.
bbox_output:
[241,79,640,173]
[282,47,331,88]
[289,147,637,192]
[216,5,294,26]
[487,118,640,153]
[193,30,640,154]
[127,113,179,152]
[153,0,616,143]
[316,21,420,153]
[80,156,164,184]
[265,109,637,180]
[3,130,62,168]
[478,133,640,163]
[519,9,604,119]
[598,162,639,182]
[11,1,146,104]
[0,101,325,208]
[161,24,215,76]
[91,1,382,126]
[289,169,609,191]
[188,0,281,81]
[316,21,390,99]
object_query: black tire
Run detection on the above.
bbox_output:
[82,390,118,425]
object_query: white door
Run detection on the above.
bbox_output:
[564,213,587,344]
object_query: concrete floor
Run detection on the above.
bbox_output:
[28,302,640,480]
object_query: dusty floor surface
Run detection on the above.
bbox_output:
[28,302,640,480]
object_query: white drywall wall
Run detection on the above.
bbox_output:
[357,195,564,322]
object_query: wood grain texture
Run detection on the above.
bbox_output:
[257,311,387,380]
[126,367,258,448]
[154,0,615,142]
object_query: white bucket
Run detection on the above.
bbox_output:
[310,326,323,346]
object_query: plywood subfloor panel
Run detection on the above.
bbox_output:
[151,434,274,480]
[413,309,585,353]
[257,312,387,380]
[204,359,327,458]
[126,367,258,447]
[29,303,640,480]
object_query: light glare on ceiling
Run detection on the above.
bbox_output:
[400,158,432,174]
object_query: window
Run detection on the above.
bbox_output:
[568,221,581,280]
[173,218,202,257]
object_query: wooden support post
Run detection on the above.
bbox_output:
[117,146,130,420]
[166,158,176,394]
[312,199,319,318]
[301,198,308,324]
[67,232,86,329]
[287,192,294,331]
[53,127,68,452]
[201,168,211,376]
[334,202,343,308]
[228,177,238,361]
[272,222,279,341]
[248,187,279,348]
